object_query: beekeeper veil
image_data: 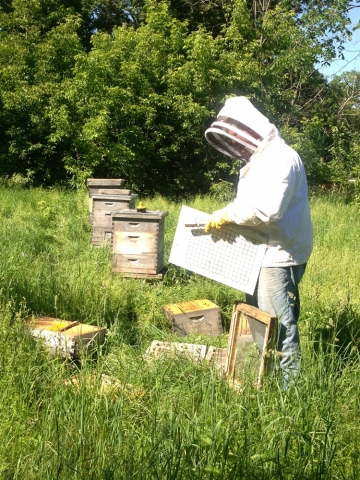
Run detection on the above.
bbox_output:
[205,96,276,161]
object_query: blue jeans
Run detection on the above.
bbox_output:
[246,264,307,385]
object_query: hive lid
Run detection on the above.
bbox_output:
[91,193,138,201]
[111,209,168,219]
[163,299,219,315]
[87,178,125,186]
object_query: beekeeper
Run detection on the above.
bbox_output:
[204,96,313,386]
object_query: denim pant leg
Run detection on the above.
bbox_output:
[246,264,306,377]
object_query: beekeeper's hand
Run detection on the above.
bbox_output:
[204,209,230,232]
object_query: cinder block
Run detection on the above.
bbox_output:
[163,299,223,337]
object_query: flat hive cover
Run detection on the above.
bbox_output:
[169,206,268,295]
[164,299,218,315]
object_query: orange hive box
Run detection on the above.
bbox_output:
[163,299,223,337]
[27,316,106,359]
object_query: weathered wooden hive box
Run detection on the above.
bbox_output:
[91,193,138,246]
[111,209,168,277]
[163,299,224,337]
[87,178,125,216]
[27,317,106,359]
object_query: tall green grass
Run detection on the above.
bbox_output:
[1,186,360,479]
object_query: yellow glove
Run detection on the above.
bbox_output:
[204,209,231,232]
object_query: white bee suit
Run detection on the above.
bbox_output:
[221,132,313,267]
[205,96,313,388]
[205,96,313,267]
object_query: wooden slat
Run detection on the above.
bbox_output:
[98,189,131,195]
[111,209,168,221]
[236,303,276,325]
[225,302,278,389]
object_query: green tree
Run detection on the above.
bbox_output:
[0,1,85,184]
[0,0,358,194]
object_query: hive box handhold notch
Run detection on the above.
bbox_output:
[27,317,106,359]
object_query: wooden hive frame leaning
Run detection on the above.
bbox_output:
[225,302,278,388]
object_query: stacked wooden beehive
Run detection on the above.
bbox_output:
[111,208,168,278]
[87,178,138,246]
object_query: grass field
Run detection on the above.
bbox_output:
[1,185,360,479]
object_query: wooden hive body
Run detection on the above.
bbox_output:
[87,179,126,219]
[27,317,106,359]
[91,194,138,246]
[87,178,125,197]
[111,209,168,277]
[163,299,223,337]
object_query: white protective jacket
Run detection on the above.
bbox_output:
[223,131,313,267]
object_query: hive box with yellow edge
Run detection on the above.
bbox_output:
[27,317,106,359]
[163,299,223,337]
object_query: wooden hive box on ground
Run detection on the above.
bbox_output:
[111,209,168,278]
[91,193,138,246]
[163,299,224,337]
[27,317,106,359]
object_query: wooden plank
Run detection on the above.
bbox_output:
[87,178,125,186]
[111,209,168,221]
[225,302,242,379]
[98,189,131,195]
[113,267,168,279]
[225,302,278,388]
[237,303,276,325]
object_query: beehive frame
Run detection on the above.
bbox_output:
[225,302,278,388]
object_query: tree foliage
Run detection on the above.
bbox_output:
[0,0,358,196]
